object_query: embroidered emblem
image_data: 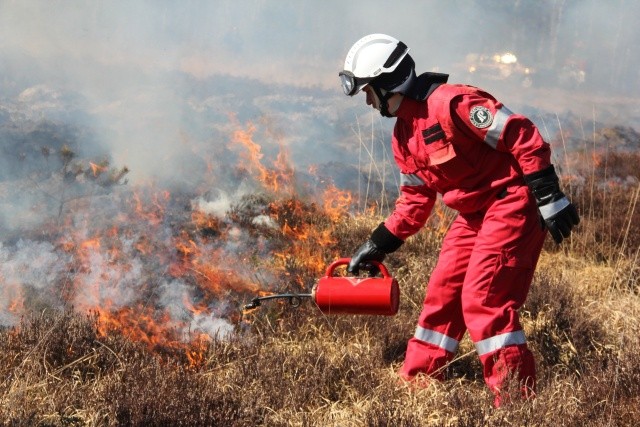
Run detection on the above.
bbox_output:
[469,106,493,129]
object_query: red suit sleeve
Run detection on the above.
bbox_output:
[384,181,437,241]
[449,90,552,175]
[382,125,438,242]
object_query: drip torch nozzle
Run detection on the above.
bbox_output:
[242,293,313,312]
[243,298,262,311]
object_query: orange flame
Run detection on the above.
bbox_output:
[8,294,24,314]
[89,162,107,177]
[230,121,295,194]
[14,119,358,366]
[94,304,178,349]
[185,334,211,368]
[431,199,454,237]
[322,184,352,222]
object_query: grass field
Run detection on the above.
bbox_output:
[1,142,639,426]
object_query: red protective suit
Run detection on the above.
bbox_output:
[385,84,548,404]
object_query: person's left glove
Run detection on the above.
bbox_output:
[347,223,404,275]
[524,165,580,244]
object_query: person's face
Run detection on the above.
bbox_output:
[362,85,403,116]
[362,85,381,111]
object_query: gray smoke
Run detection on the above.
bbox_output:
[2,0,638,184]
[1,0,638,337]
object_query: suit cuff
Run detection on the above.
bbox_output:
[523,164,557,184]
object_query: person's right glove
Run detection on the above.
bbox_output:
[347,239,387,276]
[347,222,404,275]
[524,165,580,244]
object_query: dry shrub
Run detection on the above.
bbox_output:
[523,269,604,373]
[566,151,640,260]
[2,175,640,425]
[2,249,640,427]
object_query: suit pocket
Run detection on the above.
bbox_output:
[407,123,455,168]
[425,139,457,165]
[422,123,455,165]
[483,251,534,308]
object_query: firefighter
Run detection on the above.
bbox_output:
[340,34,579,406]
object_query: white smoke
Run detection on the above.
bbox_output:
[0,240,69,326]
[189,311,235,340]
[195,183,252,219]
[1,0,639,340]
[71,247,144,311]
[157,278,234,340]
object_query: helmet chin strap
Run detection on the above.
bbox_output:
[372,86,395,118]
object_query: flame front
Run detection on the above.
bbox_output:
[230,121,295,195]
[1,119,354,366]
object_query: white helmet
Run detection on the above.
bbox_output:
[339,33,413,96]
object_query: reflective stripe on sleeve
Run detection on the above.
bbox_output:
[401,173,426,187]
[414,325,459,353]
[474,330,527,356]
[484,106,513,149]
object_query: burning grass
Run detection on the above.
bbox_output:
[1,206,639,425]
[1,122,639,425]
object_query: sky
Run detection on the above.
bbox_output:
[3,1,639,88]
[1,0,639,184]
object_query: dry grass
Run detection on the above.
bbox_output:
[1,205,639,426]
[1,145,640,425]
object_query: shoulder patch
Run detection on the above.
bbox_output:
[469,106,493,129]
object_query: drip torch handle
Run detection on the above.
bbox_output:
[326,258,390,278]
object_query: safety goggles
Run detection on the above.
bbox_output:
[339,41,409,96]
[339,71,374,96]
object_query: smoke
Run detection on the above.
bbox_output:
[2,1,638,185]
[0,240,69,326]
[158,278,234,340]
[195,184,253,219]
[71,243,144,311]
[1,0,639,339]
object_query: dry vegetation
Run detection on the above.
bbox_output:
[1,150,639,426]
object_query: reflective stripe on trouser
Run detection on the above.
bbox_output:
[475,330,526,356]
[400,325,461,381]
[414,325,459,353]
[400,185,546,395]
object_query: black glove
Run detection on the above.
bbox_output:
[347,223,404,275]
[348,240,387,276]
[524,165,580,244]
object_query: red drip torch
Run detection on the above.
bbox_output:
[243,258,399,316]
